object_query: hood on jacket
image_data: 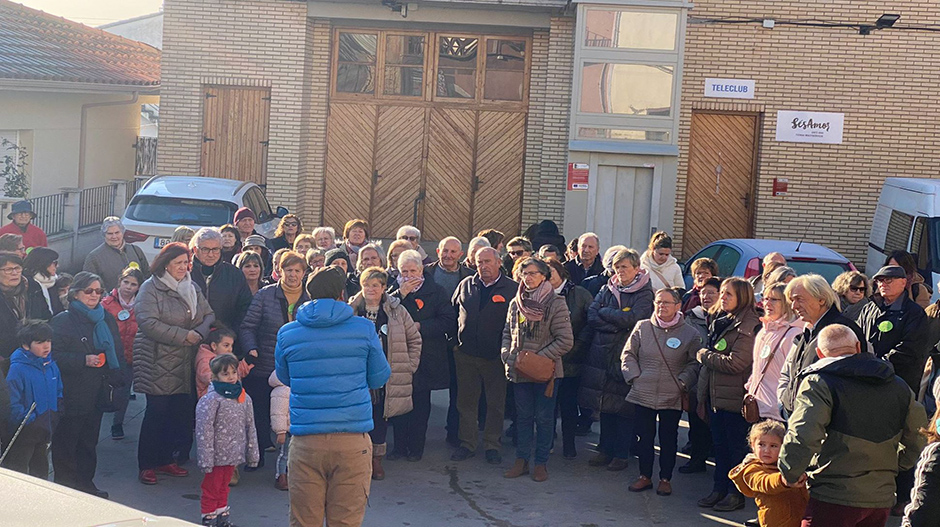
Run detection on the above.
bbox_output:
[11,347,50,369]
[536,220,560,236]
[296,298,354,328]
[806,352,896,385]
[641,250,679,271]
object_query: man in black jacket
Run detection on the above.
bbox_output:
[450,247,517,464]
[564,233,604,286]
[190,228,252,352]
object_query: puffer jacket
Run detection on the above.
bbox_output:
[578,275,654,416]
[746,317,802,422]
[730,454,809,527]
[621,315,701,411]
[51,308,124,415]
[133,276,215,396]
[501,291,573,382]
[903,442,940,527]
[101,290,137,365]
[779,353,927,509]
[240,283,310,380]
[560,280,593,377]
[640,250,685,290]
[349,293,421,419]
[269,369,290,435]
[389,279,455,392]
[856,293,930,392]
[274,298,391,436]
[6,347,62,433]
[696,309,761,413]
[195,388,260,472]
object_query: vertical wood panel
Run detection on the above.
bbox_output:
[372,105,426,238]
[323,103,376,232]
[424,108,475,240]
[472,111,525,238]
[201,86,270,185]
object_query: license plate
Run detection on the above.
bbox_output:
[154,237,170,249]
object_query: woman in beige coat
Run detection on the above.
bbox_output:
[349,266,421,480]
[501,258,573,483]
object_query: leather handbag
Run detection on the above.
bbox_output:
[516,350,556,397]
[742,331,788,423]
[651,331,689,412]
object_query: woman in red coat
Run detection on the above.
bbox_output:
[101,266,143,440]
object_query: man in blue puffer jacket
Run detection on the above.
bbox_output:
[274,265,390,527]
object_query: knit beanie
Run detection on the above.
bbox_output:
[243,234,267,249]
[234,207,257,223]
[306,266,346,300]
[324,248,351,268]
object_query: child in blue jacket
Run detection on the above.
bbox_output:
[4,321,63,478]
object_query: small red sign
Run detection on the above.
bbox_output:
[567,163,589,190]
[773,177,789,197]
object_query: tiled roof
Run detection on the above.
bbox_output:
[0,0,160,87]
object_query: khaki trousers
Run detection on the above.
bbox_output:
[454,350,507,452]
[288,432,373,527]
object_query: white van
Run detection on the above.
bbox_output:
[867,177,940,301]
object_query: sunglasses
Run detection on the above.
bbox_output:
[509,250,526,257]
[82,288,105,296]
[849,286,866,293]
[401,236,418,242]
[284,222,299,227]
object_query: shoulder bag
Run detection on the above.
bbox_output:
[651,328,689,412]
[741,329,790,423]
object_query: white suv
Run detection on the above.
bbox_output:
[121,176,286,261]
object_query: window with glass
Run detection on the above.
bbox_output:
[579,63,674,116]
[336,32,377,94]
[484,39,526,101]
[583,9,678,50]
[384,35,425,97]
[577,127,670,142]
[437,36,479,99]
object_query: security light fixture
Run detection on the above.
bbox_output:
[860,13,900,35]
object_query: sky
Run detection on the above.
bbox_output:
[15,0,163,26]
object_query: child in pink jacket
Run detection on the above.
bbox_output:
[195,326,252,399]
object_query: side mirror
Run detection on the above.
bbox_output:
[275,206,288,218]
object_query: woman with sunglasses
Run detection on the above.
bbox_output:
[50,271,124,498]
[268,214,304,253]
[832,271,872,321]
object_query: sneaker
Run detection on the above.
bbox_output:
[201,515,217,526]
[628,475,653,493]
[216,512,235,527]
[678,460,707,474]
[155,463,189,477]
[531,464,548,482]
[485,449,502,465]
[503,459,529,478]
[138,470,157,485]
[111,424,124,440]
[588,452,612,467]
[450,446,475,461]
[697,492,726,508]
[656,480,673,496]
[713,494,746,512]
[606,457,629,471]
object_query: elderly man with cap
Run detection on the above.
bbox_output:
[233,207,260,242]
[274,265,391,527]
[0,200,47,249]
[83,216,150,291]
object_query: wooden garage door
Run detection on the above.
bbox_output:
[202,86,270,184]
[472,111,526,238]
[683,112,760,256]
[323,103,376,232]
[423,108,475,241]
[371,106,427,239]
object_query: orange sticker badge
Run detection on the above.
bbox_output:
[415,299,425,310]
[492,295,506,303]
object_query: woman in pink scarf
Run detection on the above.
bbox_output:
[746,282,801,422]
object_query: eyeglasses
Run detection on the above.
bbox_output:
[283,222,299,227]
[401,236,418,242]
[198,247,221,254]
[0,266,23,275]
[81,288,105,296]
[875,277,899,284]
[654,300,679,306]
[849,286,866,293]
[509,250,526,257]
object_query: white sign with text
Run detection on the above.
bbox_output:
[775,111,844,144]
[704,78,755,99]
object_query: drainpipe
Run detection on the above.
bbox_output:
[78,91,139,188]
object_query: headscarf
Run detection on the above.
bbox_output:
[516,279,554,323]
[157,271,198,320]
[69,299,120,369]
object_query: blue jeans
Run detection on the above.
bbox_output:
[513,381,558,465]
[276,433,292,477]
[710,409,750,494]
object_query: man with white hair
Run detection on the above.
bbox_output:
[464,236,491,270]
[396,225,432,264]
[83,216,150,291]
[778,274,865,417]
[425,237,472,299]
[564,233,603,285]
[779,324,926,527]
[190,227,253,340]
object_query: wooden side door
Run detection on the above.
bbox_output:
[683,111,760,256]
[370,106,427,239]
[423,108,476,241]
[471,110,525,238]
[201,86,270,184]
[323,103,376,232]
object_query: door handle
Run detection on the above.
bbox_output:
[742,192,750,210]
[472,176,482,193]
[372,170,381,185]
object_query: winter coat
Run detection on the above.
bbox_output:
[686,305,710,340]
[0,222,46,249]
[529,220,566,253]
[501,292,573,382]
[389,279,455,392]
[621,316,701,411]
[564,257,604,287]
[133,276,215,396]
[903,442,940,527]
[778,306,866,414]
[266,235,293,253]
[578,279,654,416]
[269,370,290,435]
[452,274,518,360]
[840,296,870,322]
[240,283,309,380]
[779,353,927,509]
[83,242,150,292]
[730,455,809,527]
[6,348,62,434]
[194,344,253,399]
[856,294,930,393]
[910,273,932,310]
[274,298,391,436]
[559,281,593,377]
[50,308,124,416]
[195,388,260,471]
[0,278,53,363]
[582,269,612,298]
[191,259,253,343]
[746,317,802,422]
[349,293,421,419]
[101,290,137,365]
[640,251,685,291]
[696,309,761,413]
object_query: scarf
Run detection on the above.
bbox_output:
[117,289,136,311]
[516,279,554,323]
[655,311,683,328]
[554,279,568,295]
[0,279,27,322]
[280,279,303,321]
[212,380,246,402]
[33,273,57,313]
[608,269,650,295]
[157,271,198,320]
[69,300,120,370]
[396,274,425,294]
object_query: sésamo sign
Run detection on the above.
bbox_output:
[775,110,844,144]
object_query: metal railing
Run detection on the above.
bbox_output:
[78,184,115,228]
[28,192,67,235]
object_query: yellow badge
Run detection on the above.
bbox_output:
[128,261,140,270]
[622,306,632,312]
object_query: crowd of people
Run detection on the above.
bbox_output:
[1,198,940,527]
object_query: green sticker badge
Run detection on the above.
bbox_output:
[715,338,728,351]
[878,320,894,333]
